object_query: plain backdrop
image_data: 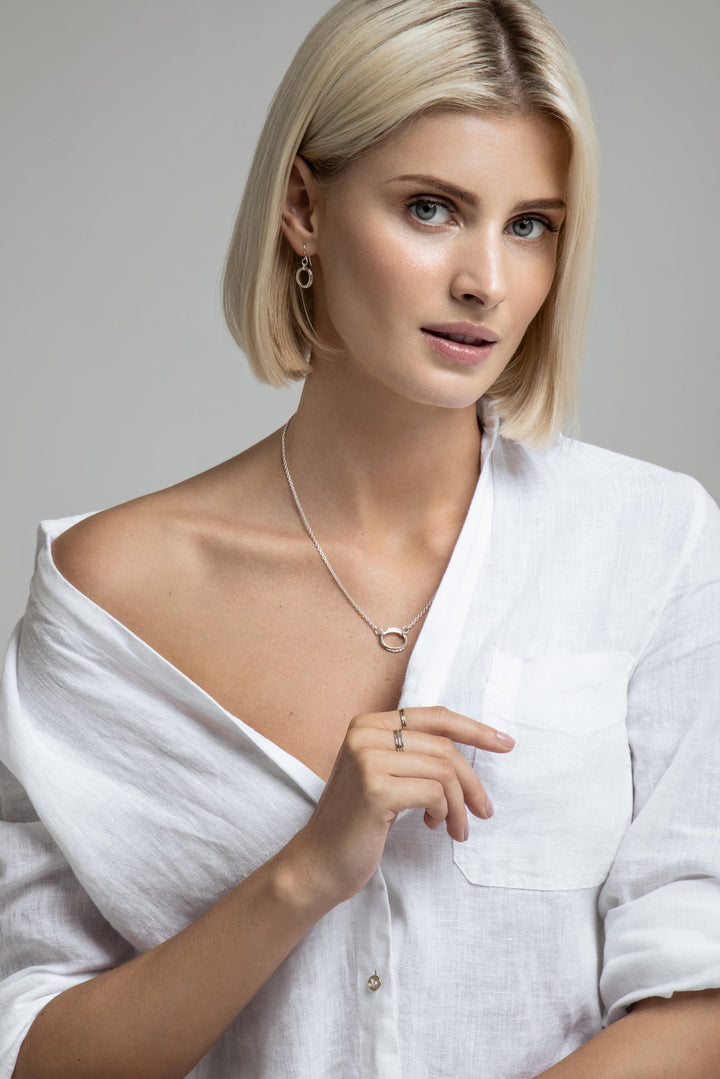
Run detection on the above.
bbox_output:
[2,0,718,644]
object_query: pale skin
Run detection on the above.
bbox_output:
[14,109,720,1077]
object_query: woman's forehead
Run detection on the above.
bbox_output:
[334,109,570,198]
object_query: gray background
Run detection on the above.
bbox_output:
[2,0,718,645]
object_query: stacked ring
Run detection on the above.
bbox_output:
[399,707,407,729]
[393,729,404,751]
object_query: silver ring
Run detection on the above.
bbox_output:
[393,728,404,751]
[399,707,407,729]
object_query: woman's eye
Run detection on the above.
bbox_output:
[508,216,549,240]
[409,199,452,224]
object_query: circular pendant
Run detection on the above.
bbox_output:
[379,627,408,653]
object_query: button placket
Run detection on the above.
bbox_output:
[357,869,402,1077]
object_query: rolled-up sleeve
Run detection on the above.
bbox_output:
[599,483,720,1023]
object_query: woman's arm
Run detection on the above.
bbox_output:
[535,990,720,1078]
[13,838,330,1079]
[539,484,720,1077]
[12,707,510,1079]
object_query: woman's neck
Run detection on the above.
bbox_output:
[284,369,483,548]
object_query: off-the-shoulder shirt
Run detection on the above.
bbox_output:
[1,409,720,1078]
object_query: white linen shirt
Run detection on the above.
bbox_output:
[2,413,720,1078]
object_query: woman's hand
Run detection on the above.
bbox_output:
[287,706,515,907]
[13,706,514,1079]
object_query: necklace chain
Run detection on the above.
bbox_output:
[281,419,435,653]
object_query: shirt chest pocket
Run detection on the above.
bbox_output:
[453,651,635,891]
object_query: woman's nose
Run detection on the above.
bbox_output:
[450,235,507,309]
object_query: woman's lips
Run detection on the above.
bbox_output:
[421,324,499,366]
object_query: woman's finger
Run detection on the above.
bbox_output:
[349,719,504,821]
[385,776,450,832]
[379,731,492,820]
[393,733,494,821]
[352,705,515,754]
[370,748,483,839]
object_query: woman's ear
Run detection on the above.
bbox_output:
[281,155,321,257]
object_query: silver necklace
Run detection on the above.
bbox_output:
[281,419,435,653]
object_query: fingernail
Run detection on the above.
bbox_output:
[485,797,494,818]
[495,730,515,747]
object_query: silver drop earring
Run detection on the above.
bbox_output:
[295,244,313,289]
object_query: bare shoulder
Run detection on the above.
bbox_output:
[51,431,286,632]
[51,493,183,619]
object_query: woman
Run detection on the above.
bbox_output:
[2,0,719,1076]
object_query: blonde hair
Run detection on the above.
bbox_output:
[223,0,598,447]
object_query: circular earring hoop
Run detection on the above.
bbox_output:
[295,245,313,290]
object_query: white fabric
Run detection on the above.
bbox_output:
[2,408,720,1078]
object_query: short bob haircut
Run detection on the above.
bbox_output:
[223,0,598,447]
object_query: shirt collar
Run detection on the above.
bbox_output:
[478,396,500,469]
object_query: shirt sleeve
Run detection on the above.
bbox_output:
[598,480,720,1024]
[0,633,134,1079]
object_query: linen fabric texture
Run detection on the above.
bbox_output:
[1,408,720,1078]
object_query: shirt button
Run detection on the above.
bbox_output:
[367,972,382,991]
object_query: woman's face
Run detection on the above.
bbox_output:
[305,108,569,411]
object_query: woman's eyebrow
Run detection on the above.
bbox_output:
[388,174,477,205]
[514,198,567,212]
[387,175,566,213]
